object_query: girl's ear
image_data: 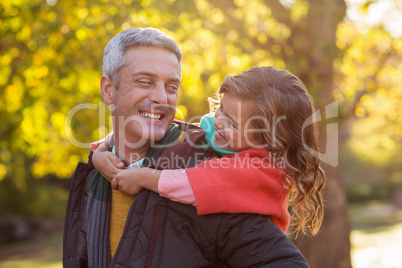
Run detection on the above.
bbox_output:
[100,75,115,105]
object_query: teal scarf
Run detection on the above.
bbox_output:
[199,113,236,155]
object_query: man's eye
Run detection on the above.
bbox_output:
[166,84,179,93]
[137,80,152,86]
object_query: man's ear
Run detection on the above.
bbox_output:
[100,75,115,105]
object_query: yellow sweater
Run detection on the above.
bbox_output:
[109,190,134,258]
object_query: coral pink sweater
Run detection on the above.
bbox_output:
[159,148,291,233]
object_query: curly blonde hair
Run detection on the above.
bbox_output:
[217,66,326,237]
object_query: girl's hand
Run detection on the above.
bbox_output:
[111,167,161,196]
[92,142,124,181]
[111,167,144,196]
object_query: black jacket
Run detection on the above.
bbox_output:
[63,122,309,268]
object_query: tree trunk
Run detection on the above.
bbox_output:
[288,1,352,267]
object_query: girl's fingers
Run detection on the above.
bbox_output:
[111,176,119,190]
[108,154,124,168]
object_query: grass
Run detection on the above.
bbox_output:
[349,200,402,232]
[349,201,402,268]
[0,257,62,268]
[0,226,63,268]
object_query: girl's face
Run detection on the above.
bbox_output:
[213,93,261,152]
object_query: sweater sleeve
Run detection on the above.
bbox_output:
[90,132,113,152]
[186,148,291,233]
[158,169,197,206]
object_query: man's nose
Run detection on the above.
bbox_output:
[150,83,168,104]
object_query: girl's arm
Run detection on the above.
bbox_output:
[111,167,197,206]
[158,170,196,205]
[91,134,196,204]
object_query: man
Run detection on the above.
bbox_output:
[63,28,309,267]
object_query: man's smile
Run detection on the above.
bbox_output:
[140,112,162,120]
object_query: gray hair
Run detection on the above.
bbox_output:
[103,27,183,88]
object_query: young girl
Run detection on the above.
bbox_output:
[92,66,326,236]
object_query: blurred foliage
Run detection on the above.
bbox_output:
[0,177,68,218]
[0,0,401,216]
[336,23,402,162]
[335,4,402,196]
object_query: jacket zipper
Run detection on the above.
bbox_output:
[146,205,163,268]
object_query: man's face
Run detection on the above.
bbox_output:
[108,46,180,145]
